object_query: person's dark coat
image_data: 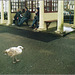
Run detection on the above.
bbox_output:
[35,8,39,21]
[15,11,21,19]
[23,10,31,19]
[18,10,31,25]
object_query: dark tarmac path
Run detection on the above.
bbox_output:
[0,25,75,74]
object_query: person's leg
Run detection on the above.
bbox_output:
[36,21,39,28]
[12,18,17,25]
[18,17,24,25]
[34,17,39,29]
[18,17,28,26]
[32,19,37,27]
[12,16,17,24]
[13,20,15,24]
[29,19,37,28]
[33,21,39,30]
[17,17,22,23]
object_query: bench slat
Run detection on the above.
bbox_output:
[45,20,57,23]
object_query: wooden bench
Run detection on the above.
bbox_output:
[44,20,57,30]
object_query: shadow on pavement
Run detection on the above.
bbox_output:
[0,25,60,42]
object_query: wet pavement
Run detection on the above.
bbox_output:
[64,26,75,33]
[0,25,75,74]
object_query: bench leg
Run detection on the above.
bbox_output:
[46,22,51,30]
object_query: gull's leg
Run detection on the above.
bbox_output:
[13,57,15,63]
[15,56,20,62]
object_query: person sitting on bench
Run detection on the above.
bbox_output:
[18,9,25,23]
[18,7,31,26]
[29,7,39,30]
[12,9,21,25]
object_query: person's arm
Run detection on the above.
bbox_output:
[20,14,23,17]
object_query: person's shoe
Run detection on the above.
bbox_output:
[29,25,32,27]
[34,28,37,30]
[29,26,34,28]
[12,23,15,26]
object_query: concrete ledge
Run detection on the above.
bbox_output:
[37,28,46,31]
[55,26,75,36]
[55,30,66,36]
